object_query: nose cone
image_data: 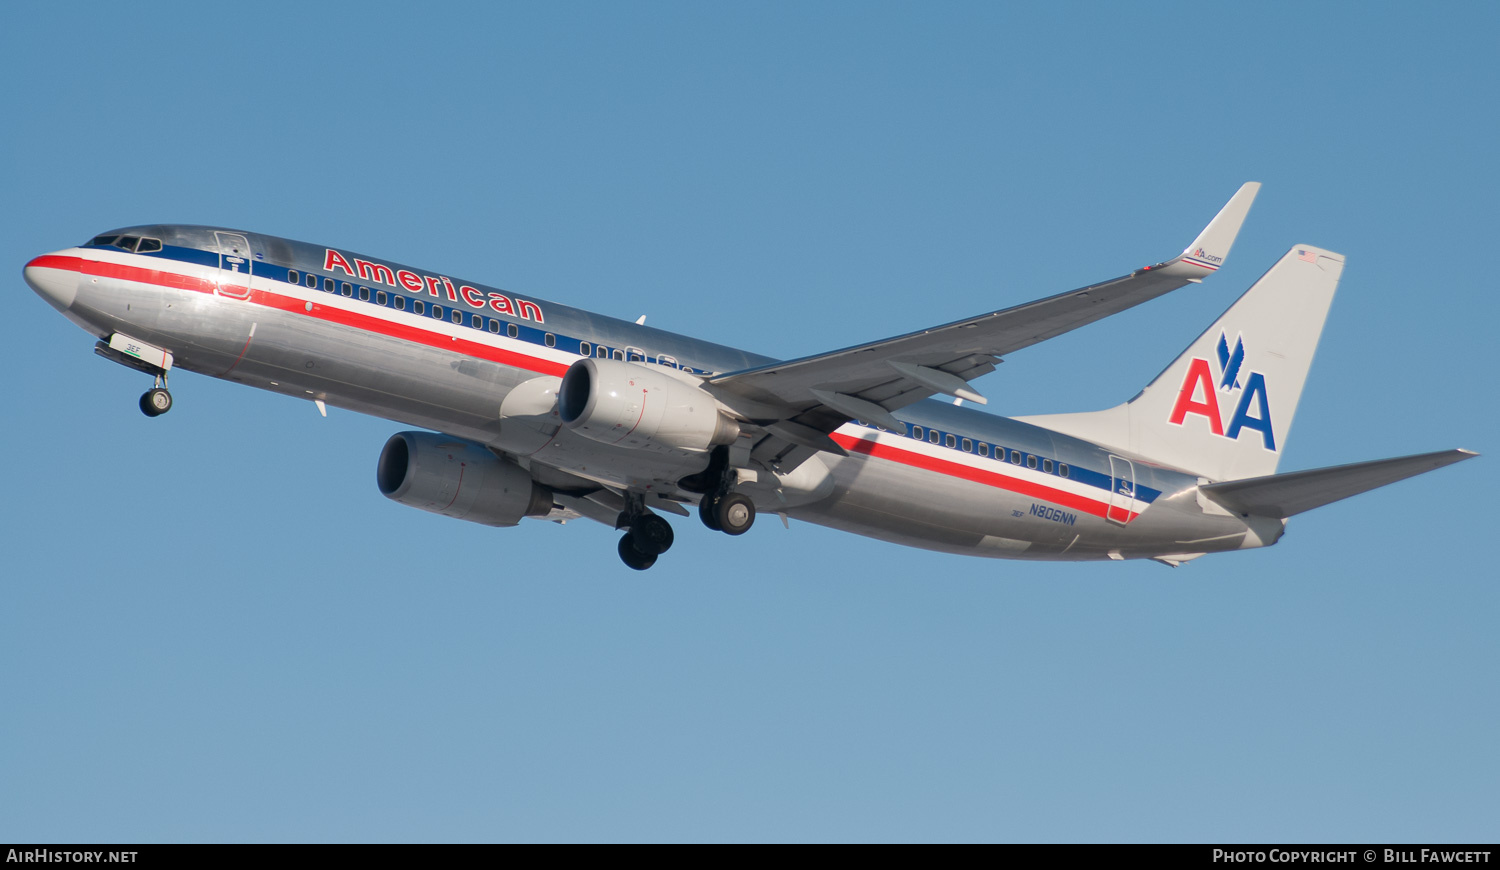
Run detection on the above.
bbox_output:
[24,254,78,312]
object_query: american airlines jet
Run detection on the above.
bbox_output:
[23,184,1475,569]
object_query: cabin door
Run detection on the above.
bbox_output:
[1107,455,1136,525]
[214,232,253,300]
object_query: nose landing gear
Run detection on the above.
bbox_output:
[139,375,173,417]
[92,335,176,418]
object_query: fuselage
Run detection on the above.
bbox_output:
[24,225,1283,563]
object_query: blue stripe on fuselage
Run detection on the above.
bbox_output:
[84,239,1165,509]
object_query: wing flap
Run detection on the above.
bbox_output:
[1198,449,1478,519]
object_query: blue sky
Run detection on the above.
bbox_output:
[2,1,1495,843]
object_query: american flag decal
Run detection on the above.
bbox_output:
[1298,249,1317,263]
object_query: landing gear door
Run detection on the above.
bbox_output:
[1107,455,1136,525]
[214,232,253,300]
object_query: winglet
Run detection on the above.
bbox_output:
[1155,182,1260,278]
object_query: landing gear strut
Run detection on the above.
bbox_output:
[617,498,675,571]
[139,374,172,417]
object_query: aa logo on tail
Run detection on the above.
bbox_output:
[1167,332,1276,451]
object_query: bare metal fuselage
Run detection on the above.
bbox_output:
[26,225,1282,563]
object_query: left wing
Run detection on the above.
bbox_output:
[706,183,1260,460]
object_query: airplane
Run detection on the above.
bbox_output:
[22,183,1476,570]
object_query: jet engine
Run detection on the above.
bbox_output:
[377,431,553,527]
[557,358,739,454]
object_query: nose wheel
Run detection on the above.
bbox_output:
[139,375,173,417]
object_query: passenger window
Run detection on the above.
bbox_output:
[413,300,424,315]
[1043,459,1054,473]
[137,238,161,253]
[612,349,624,360]
[1059,463,1070,479]
[340,282,352,297]
[470,314,482,328]
[376,290,387,305]
[450,310,461,324]
[432,305,444,319]
[306,273,317,288]
[359,287,370,301]
[597,345,608,358]
[658,355,678,368]
[546,334,556,348]
[507,323,518,338]
[288,270,299,284]
[628,349,643,361]
[978,443,989,458]
[580,342,591,356]
[324,278,335,293]
[911,426,923,440]
[962,438,973,452]
[487,319,500,334]
[394,296,405,311]
[928,430,940,444]
[1010,450,1022,464]
[1027,455,1037,469]
[945,434,956,448]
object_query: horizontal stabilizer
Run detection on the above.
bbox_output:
[1199,449,1478,519]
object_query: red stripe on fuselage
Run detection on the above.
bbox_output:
[831,432,1136,522]
[54,253,1133,517]
[41,255,569,379]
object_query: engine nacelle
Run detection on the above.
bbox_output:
[557,358,739,453]
[376,431,553,527]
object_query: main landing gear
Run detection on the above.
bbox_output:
[617,504,675,571]
[683,445,757,537]
[698,488,755,536]
[139,374,173,417]
[614,449,759,570]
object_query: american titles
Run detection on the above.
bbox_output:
[322,249,544,323]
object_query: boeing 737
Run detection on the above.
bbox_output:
[23,184,1475,569]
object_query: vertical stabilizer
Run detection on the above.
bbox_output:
[1017,246,1345,481]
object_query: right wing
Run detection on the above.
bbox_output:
[706,182,1261,460]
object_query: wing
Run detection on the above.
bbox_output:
[706,183,1261,463]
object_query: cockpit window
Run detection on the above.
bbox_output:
[87,234,162,253]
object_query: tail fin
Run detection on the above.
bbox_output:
[1017,246,1345,481]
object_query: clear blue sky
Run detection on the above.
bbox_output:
[3,1,1495,843]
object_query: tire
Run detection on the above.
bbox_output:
[618,534,657,570]
[698,493,722,531]
[630,514,675,556]
[715,492,755,536]
[140,388,172,417]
